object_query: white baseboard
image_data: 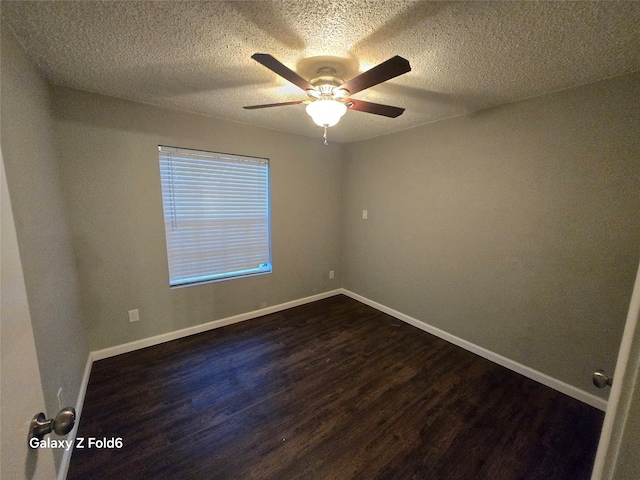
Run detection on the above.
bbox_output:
[91,289,343,361]
[58,352,93,480]
[88,287,605,416]
[339,288,608,412]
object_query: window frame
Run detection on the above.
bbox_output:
[158,145,272,288]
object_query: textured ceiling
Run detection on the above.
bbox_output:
[3,1,640,143]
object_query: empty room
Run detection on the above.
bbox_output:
[2,1,640,479]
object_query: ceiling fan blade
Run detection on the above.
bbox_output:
[251,53,315,92]
[243,100,304,109]
[339,56,411,95]
[347,99,405,118]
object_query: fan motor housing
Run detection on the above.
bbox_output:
[307,67,348,99]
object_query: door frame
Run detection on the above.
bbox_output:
[591,258,640,479]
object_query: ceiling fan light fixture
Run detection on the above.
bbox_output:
[306,99,347,127]
[246,53,412,141]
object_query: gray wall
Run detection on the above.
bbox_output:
[51,87,344,350]
[343,72,640,398]
[1,25,89,471]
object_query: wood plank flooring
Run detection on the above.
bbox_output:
[68,295,604,479]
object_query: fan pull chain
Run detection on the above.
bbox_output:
[323,125,328,146]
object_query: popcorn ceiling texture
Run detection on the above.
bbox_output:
[3,0,640,143]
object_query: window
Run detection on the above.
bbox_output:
[158,146,271,287]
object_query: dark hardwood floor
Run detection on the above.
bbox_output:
[68,295,604,479]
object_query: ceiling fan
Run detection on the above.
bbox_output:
[244,53,411,144]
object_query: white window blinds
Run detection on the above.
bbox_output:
[159,146,271,287]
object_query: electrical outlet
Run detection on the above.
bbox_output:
[128,309,140,323]
[362,209,368,219]
[329,270,335,279]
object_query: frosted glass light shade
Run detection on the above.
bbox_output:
[306,100,347,127]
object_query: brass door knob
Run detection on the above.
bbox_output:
[28,407,76,447]
[593,369,613,388]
